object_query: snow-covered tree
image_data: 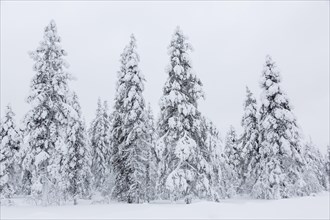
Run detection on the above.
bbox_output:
[23,20,72,205]
[0,104,22,200]
[89,98,110,192]
[326,145,330,185]
[156,27,211,204]
[20,167,32,196]
[302,139,328,192]
[202,118,223,201]
[100,100,115,200]
[222,126,240,197]
[65,92,93,205]
[20,129,33,196]
[145,104,158,202]
[110,34,150,203]
[219,153,236,198]
[102,100,112,156]
[252,55,309,199]
[239,87,259,193]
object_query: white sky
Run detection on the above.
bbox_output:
[1,1,329,153]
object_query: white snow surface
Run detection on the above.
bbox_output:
[1,192,329,219]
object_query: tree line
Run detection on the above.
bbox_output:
[1,20,329,205]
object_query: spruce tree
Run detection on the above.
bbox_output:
[302,139,328,192]
[239,87,259,193]
[65,92,93,205]
[100,100,114,201]
[110,34,150,203]
[102,100,112,168]
[89,98,110,192]
[202,118,223,201]
[0,104,22,200]
[222,126,240,197]
[252,55,308,199]
[219,153,237,198]
[20,127,33,196]
[23,20,72,205]
[326,145,330,186]
[145,104,157,202]
[156,27,211,203]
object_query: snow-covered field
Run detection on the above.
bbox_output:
[1,192,329,219]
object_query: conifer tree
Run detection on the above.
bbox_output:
[145,104,157,202]
[252,55,309,199]
[219,153,236,198]
[19,134,32,196]
[156,27,211,203]
[102,100,112,168]
[110,35,150,203]
[20,128,33,196]
[0,104,22,200]
[100,100,114,200]
[23,20,72,205]
[222,126,240,196]
[65,92,93,205]
[89,98,110,192]
[202,118,223,201]
[326,145,330,185]
[240,87,259,193]
[302,139,328,191]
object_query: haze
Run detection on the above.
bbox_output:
[1,1,329,153]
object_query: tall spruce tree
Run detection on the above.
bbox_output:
[89,98,110,192]
[252,55,309,199]
[156,27,211,203]
[65,92,93,205]
[100,100,115,201]
[110,35,150,203]
[0,104,22,200]
[239,87,260,193]
[23,20,72,205]
[145,104,157,202]
[222,126,240,197]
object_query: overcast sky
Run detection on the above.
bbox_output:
[1,1,329,153]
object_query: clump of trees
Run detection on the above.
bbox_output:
[1,21,328,206]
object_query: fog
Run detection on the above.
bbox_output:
[1,1,328,152]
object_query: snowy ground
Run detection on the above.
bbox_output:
[1,192,329,219]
